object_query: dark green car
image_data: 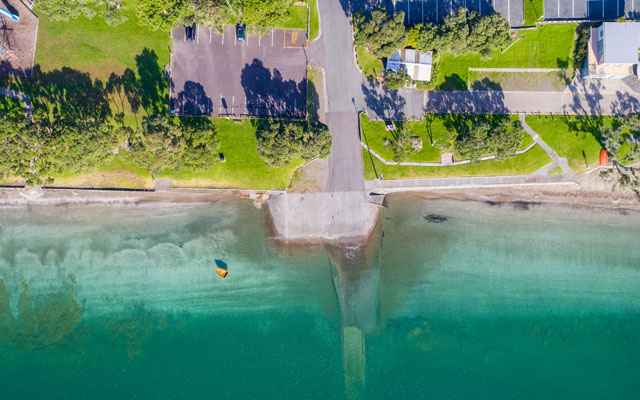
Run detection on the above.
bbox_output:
[236,23,246,42]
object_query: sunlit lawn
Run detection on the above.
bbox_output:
[361,113,530,163]
[523,115,638,173]
[8,1,303,189]
[356,46,383,80]
[34,0,170,79]
[363,145,552,180]
[435,23,576,90]
[524,0,544,26]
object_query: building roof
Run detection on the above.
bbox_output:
[601,22,640,64]
[386,48,432,82]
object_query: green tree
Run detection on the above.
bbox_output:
[384,68,411,90]
[37,0,128,26]
[256,120,332,167]
[183,0,231,32]
[137,0,186,32]
[237,0,293,32]
[467,12,511,57]
[415,8,510,57]
[179,118,220,171]
[453,118,523,162]
[354,7,408,58]
[129,115,185,176]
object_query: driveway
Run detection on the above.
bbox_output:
[170,25,308,118]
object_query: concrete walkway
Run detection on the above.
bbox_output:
[518,114,577,177]
[0,88,32,116]
[365,174,578,193]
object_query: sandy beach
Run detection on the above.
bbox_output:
[1,167,638,216]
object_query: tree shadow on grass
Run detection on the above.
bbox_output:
[135,48,168,115]
[437,74,467,91]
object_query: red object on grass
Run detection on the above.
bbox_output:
[599,149,608,166]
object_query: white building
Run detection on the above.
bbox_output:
[587,22,640,79]
[386,48,433,82]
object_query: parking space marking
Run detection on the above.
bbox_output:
[210,28,212,43]
[283,30,308,49]
[222,29,224,44]
[197,26,200,43]
[271,29,274,47]
[258,35,261,46]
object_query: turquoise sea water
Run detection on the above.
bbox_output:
[1,195,639,399]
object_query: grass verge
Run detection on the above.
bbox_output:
[524,0,544,26]
[308,0,320,41]
[363,145,552,180]
[356,46,383,80]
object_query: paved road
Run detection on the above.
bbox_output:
[424,89,640,115]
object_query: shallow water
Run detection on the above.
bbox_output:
[0,196,639,399]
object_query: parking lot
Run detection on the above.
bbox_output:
[545,0,638,19]
[354,0,524,27]
[170,25,308,118]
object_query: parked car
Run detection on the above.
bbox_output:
[236,23,246,42]
[185,23,196,42]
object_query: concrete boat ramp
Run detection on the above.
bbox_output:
[266,191,381,242]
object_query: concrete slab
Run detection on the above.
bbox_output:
[266,191,381,241]
[170,25,307,118]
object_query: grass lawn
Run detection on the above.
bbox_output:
[525,115,613,173]
[435,24,576,90]
[520,129,534,150]
[34,0,170,79]
[356,46,383,80]
[549,167,563,175]
[468,70,567,91]
[51,119,302,190]
[524,0,544,26]
[363,145,552,180]
[361,113,533,162]
[361,113,446,162]
[281,3,309,30]
[5,2,304,190]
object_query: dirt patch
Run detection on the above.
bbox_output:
[0,0,38,76]
[287,158,328,193]
[469,70,567,92]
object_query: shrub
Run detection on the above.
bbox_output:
[384,68,411,90]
